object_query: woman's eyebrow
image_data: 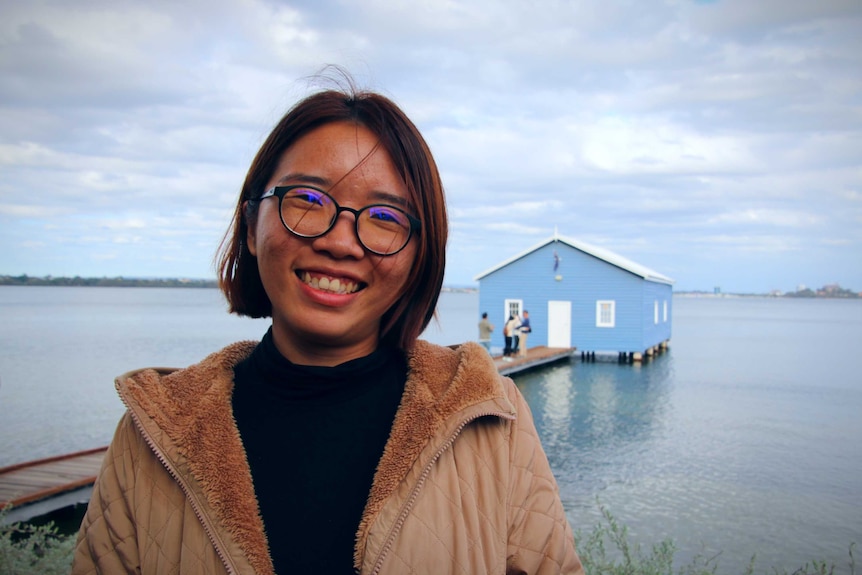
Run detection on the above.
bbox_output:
[274,172,331,187]
[368,190,412,209]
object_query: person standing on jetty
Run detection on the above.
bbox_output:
[503,314,519,361]
[512,313,523,356]
[519,310,532,357]
[478,311,494,352]
[72,75,582,575]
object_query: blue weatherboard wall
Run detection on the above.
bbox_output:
[642,279,673,350]
[476,237,673,354]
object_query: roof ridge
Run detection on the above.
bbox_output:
[473,234,674,285]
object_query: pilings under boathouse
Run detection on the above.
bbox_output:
[579,339,671,363]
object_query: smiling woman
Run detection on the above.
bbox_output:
[71,76,583,575]
[240,121,424,366]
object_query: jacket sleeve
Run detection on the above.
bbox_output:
[72,412,142,575]
[504,381,584,575]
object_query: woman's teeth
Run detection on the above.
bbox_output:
[302,272,359,294]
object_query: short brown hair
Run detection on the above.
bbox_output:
[216,86,447,350]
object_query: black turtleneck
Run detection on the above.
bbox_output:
[232,328,407,574]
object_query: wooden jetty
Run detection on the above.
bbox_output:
[0,345,575,525]
[492,345,577,376]
[0,447,107,525]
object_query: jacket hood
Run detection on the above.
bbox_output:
[116,340,269,574]
[355,340,516,567]
[115,339,515,575]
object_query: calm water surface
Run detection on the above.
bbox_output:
[1,287,860,573]
[517,296,862,574]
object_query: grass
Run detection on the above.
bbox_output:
[0,503,856,574]
[576,503,857,575]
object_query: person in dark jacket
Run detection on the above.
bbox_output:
[519,310,532,357]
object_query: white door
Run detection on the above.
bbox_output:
[547,300,572,348]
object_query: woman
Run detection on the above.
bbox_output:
[503,314,512,357]
[72,83,582,575]
[503,314,520,360]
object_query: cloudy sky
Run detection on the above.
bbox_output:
[1,0,860,293]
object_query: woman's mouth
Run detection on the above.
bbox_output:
[299,271,363,294]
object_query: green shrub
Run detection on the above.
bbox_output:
[0,508,75,575]
[575,503,857,575]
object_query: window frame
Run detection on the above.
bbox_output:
[596,300,615,328]
[504,299,523,323]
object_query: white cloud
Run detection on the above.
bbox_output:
[0,204,73,217]
[717,209,824,227]
[18,240,47,249]
[581,117,757,174]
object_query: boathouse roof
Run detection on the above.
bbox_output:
[473,231,675,285]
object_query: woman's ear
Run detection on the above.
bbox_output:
[244,201,258,256]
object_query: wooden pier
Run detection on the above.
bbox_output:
[0,345,575,525]
[0,447,107,525]
[491,345,577,376]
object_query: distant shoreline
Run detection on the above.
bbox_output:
[1,275,856,298]
[675,287,859,299]
[0,275,218,288]
[674,291,860,299]
[0,275,479,293]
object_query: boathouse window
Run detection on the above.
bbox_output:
[505,299,523,322]
[663,300,668,322]
[596,300,615,328]
[654,300,659,324]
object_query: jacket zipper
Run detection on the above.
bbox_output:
[369,410,515,575]
[121,401,242,575]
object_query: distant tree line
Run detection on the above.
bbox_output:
[0,274,218,288]
[783,284,859,298]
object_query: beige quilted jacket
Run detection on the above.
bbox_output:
[72,339,583,575]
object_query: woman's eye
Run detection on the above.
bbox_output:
[367,206,404,224]
[292,188,328,206]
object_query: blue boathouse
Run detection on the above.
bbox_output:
[474,232,674,361]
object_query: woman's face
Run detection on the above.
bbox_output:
[247,121,417,366]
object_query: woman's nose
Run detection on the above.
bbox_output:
[311,210,365,258]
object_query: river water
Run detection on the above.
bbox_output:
[1,286,860,573]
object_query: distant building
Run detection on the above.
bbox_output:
[474,232,674,359]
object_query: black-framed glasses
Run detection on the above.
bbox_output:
[249,185,421,256]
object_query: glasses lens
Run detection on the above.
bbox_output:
[358,205,412,255]
[281,187,335,237]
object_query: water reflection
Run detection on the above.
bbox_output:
[536,365,574,447]
[514,353,674,509]
[586,373,618,442]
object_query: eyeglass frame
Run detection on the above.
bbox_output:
[248,184,422,256]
